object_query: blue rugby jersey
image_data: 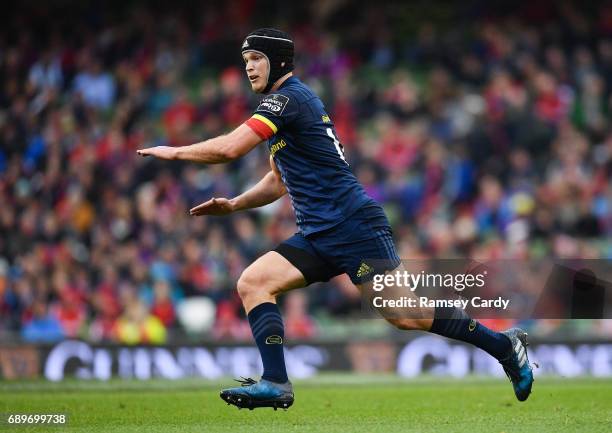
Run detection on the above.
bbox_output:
[245,76,382,236]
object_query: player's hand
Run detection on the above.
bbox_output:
[189,197,236,216]
[136,146,177,160]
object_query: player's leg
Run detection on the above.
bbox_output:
[237,250,306,385]
[221,234,341,410]
[358,268,533,400]
[236,234,340,383]
[333,221,533,401]
[358,272,512,361]
[220,251,305,410]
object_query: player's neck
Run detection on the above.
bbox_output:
[270,73,293,92]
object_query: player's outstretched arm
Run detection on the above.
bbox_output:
[190,157,286,216]
[136,124,261,163]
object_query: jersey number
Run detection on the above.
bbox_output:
[326,128,348,165]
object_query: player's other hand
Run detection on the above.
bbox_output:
[136,146,177,160]
[190,197,235,216]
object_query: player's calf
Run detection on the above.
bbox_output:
[386,317,433,331]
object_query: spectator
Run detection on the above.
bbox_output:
[73,57,116,110]
[22,301,65,343]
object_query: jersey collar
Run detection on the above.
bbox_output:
[278,76,298,90]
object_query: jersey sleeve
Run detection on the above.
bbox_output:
[244,92,299,140]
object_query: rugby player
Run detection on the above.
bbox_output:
[137,28,534,410]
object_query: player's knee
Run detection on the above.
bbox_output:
[236,270,268,301]
[236,272,256,300]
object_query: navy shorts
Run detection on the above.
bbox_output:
[274,206,401,285]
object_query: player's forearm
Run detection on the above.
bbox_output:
[231,171,286,211]
[174,135,236,164]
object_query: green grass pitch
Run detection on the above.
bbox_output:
[1,375,611,432]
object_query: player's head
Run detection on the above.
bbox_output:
[241,28,294,94]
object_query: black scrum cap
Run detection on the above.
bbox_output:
[242,28,294,93]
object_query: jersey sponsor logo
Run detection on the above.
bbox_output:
[257,94,289,116]
[270,139,287,157]
[265,335,283,345]
[322,115,331,123]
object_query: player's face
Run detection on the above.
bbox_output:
[243,51,270,93]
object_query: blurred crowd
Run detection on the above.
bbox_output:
[1,1,611,344]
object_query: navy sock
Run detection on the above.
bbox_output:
[247,302,288,383]
[429,306,511,360]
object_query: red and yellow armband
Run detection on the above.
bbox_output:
[244,114,278,140]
